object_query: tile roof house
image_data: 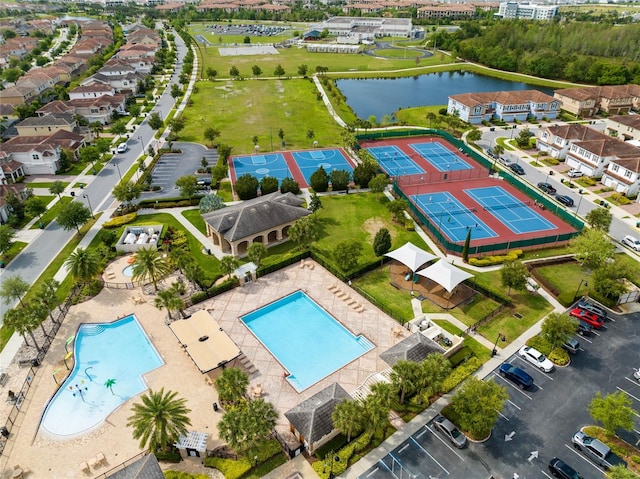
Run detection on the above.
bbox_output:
[554,84,640,117]
[447,90,560,124]
[15,113,77,137]
[566,135,640,178]
[605,115,640,142]
[69,83,116,100]
[202,191,311,256]
[0,158,26,185]
[37,95,127,125]
[601,155,640,197]
[536,124,607,160]
[284,383,351,454]
[0,183,29,224]
[80,71,143,95]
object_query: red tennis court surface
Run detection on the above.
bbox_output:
[360,136,578,252]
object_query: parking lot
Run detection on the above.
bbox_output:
[359,306,640,479]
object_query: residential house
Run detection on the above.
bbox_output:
[0,183,29,224]
[0,156,26,184]
[554,84,640,117]
[284,383,351,454]
[127,26,161,48]
[69,83,116,100]
[0,85,38,105]
[447,90,560,124]
[601,155,640,196]
[536,124,605,160]
[15,114,77,137]
[418,4,476,19]
[80,71,143,95]
[565,135,640,178]
[606,115,640,142]
[37,95,127,125]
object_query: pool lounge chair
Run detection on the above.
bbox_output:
[95,452,106,466]
[79,462,90,474]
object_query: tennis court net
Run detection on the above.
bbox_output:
[425,206,477,216]
[483,201,531,211]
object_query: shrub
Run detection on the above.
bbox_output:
[102,212,137,228]
[526,335,551,355]
[447,346,473,367]
[204,457,251,479]
[353,432,372,453]
[441,357,483,392]
[468,249,523,267]
[548,347,569,366]
[155,450,182,463]
[190,291,208,304]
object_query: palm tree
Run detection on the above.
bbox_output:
[39,279,62,322]
[214,367,249,407]
[493,144,505,159]
[220,255,239,281]
[426,112,437,129]
[3,308,41,351]
[362,393,390,440]
[217,398,278,458]
[0,275,30,307]
[127,388,192,453]
[131,247,173,291]
[104,378,116,395]
[27,301,49,337]
[416,353,452,404]
[332,399,365,442]
[154,288,184,320]
[64,248,101,286]
[390,360,420,404]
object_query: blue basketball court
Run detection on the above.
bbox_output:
[291,149,354,186]
[366,145,425,176]
[464,186,557,234]
[231,153,292,183]
[411,192,497,242]
[409,142,472,172]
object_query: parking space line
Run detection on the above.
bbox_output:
[617,386,640,403]
[540,470,553,478]
[579,335,593,344]
[507,399,521,411]
[425,425,465,461]
[492,373,533,400]
[365,467,380,477]
[625,377,640,388]
[496,409,510,421]
[563,444,606,474]
[410,437,450,475]
[512,356,554,381]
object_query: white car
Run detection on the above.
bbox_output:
[116,142,128,153]
[567,169,583,178]
[518,346,554,372]
[622,235,640,252]
[634,369,640,381]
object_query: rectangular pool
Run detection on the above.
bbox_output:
[240,291,374,392]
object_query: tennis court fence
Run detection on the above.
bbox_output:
[396,168,485,186]
[482,201,532,211]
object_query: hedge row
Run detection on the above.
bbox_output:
[468,249,523,267]
[102,212,137,228]
[441,357,483,392]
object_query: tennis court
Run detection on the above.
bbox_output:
[409,142,472,172]
[464,186,557,234]
[291,149,354,186]
[411,192,497,242]
[230,153,292,183]
[366,145,425,176]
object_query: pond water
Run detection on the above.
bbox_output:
[336,72,554,122]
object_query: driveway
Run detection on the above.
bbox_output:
[142,142,218,200]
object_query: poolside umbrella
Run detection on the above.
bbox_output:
[384,242,437,291]
[417,260,474,293]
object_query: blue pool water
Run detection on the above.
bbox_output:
[40,315,163,437]
[240,291,374,392]
[122,265,134,277]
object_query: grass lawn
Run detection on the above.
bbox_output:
[433,320,492,362]
[31,197,73,229]
[1,241,27,267]
[181,208,206,235]
[27,181,70,189]
[534,261,590,306]
[354,269,414,323]
[181,79,344,155]
[216,181,233,202]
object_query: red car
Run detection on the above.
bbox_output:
[570,308,604,329]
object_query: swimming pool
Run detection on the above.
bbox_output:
[240,291,374,392]
[122,265,134,277]
[40,315,163,437]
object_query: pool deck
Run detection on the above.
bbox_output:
[1,260,406,478]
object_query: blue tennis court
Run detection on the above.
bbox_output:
[411,192,497,242]
[409,142,472,172]
[366,145,425,176]
[291,149,354,186]
[464,186,557,234]
[231,153,292,183]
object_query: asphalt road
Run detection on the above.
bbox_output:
[360,305,640,479]
[0,30,189,323]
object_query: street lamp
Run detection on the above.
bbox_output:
[573,279,588,302]
[138,136,144,156]
[82,194,94,218]
[575,189,584,216]
[323,454,340,479]
[491,332,506,357]
[112,162,122,181]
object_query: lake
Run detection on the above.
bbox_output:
[336,72,554,121]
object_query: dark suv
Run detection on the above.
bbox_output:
[499,363,533,389]
[548,457,583,479]
[576,299,607,319]
[537,182,556,195]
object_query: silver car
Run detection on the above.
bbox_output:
[433,415,467,448]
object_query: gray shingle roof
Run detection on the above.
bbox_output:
[380,333,445,367]
[106,454,163,479]
[202,192,310,242]
[284,383,351,445]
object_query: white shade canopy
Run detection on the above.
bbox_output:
[384,242,437,272]
[417,260,474,293]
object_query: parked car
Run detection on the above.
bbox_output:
[570,308,604,329]
[499,156,512,166]
[572,431,627,470]
[622,235,640,251]
[577,320,593,336]
[633,369,640,382]
[567,169,584,178]
[433,415,468,449]
[498,363,533,389]
[518,346,554,372]
[548,457,584,479]
[537,182,556,195]
[116,142,128,153]
[509,163,525,175]
[562,338,580,355]
[576,299,607,319]
[556,194,574,207]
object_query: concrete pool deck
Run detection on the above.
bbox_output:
[1,260,407,478]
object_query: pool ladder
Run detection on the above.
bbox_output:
[357,335,375,351]
[81,324,106,336]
